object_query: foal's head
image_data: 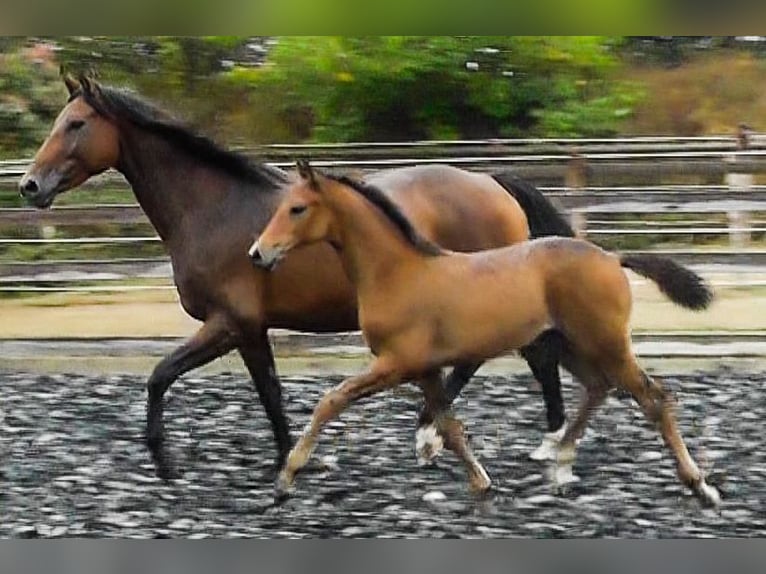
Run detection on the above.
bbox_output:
[249,161,336,269]
[19,72,120,209]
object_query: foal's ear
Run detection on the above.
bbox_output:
[296,159,320,191]
[61,66,79,97]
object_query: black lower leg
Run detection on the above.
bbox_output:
[520,330,566,432]
[417,362,481,428]
[240,336,293,471]
[443,361,483,403]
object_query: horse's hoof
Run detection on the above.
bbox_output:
[694,479,721,508]
[156,464,181,482]
[529,425,567,461]
[147,443,180,481]
[415,423,444,466]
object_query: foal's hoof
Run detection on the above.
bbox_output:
[274,472,294,502]
[415,423,444,466]
[469,465,493,495]
[694,479,722,508]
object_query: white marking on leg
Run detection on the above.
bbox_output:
[530,423,567,461]
[551,442,580,486]
[415,423,444,466]
[462,447,492,492]
[553,463,581,485]
[696,480,721,507]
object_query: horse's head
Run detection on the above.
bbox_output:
[19,73,120,209]
[250,160,336,270]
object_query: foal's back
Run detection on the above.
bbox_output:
[390,237,630,366]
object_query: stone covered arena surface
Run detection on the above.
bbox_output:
[1,352,765,538]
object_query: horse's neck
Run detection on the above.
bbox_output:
[330,187,425,294]
[115,126,278,244]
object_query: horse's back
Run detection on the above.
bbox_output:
[366,165,529,252]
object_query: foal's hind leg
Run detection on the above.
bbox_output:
[616,360,720,506]
[551,351,608,487]
[418,372,491,493]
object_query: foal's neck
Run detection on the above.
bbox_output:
[327,185,427,293]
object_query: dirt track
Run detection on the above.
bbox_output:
[1,368,764,538]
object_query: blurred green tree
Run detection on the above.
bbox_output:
[234,36,640,141]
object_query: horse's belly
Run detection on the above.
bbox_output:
[262,243,360,332]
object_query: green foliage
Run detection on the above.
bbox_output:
[247,36,639,141]
[0,41,67,158]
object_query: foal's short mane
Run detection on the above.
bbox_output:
[71,81,287,187]
[327,174,444,257]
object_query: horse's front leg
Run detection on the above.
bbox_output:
[275,360,401,498]
[146,314,236,479]
[238,330,293,474]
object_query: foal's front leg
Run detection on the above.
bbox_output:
[275,360,401,497]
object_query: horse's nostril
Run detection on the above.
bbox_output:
[20,178,39,195]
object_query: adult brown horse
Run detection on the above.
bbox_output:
[251,163,719,507]
[18,73,573,478]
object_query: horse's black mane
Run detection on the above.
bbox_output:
[71,81,287,187]
[327,174,444,257]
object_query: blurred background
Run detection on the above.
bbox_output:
[1,36,765,370]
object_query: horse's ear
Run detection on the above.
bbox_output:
[77,72,101,98]
[296,159,320,190]
[61,66,79,96]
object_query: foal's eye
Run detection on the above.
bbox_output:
[289,205,308,216]
[67,119,86,132]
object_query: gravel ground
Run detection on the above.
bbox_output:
[1,368,764,538]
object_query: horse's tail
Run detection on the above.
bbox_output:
[491,171,575,239]
[620,254,713,311]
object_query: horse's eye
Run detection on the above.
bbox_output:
[289,205,308,216]
[67,120,86,132]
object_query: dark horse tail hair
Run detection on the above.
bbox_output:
[491,171,575,239]
[620,254,713,311]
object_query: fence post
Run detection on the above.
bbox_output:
[725,122,754,191]
[565,147,587,189]
[571,210,588,238]
[728,210,751,248]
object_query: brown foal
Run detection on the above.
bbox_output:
[251,162,720,507]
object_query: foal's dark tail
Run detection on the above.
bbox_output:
[491,171,575,238]
[620,254,713,311]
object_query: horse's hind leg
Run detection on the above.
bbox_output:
[146,315,236,479]
[418,372,491,493]
[615,359,720,506]
[521,330,568,461]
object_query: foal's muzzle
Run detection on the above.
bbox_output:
[248,240,281,271]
